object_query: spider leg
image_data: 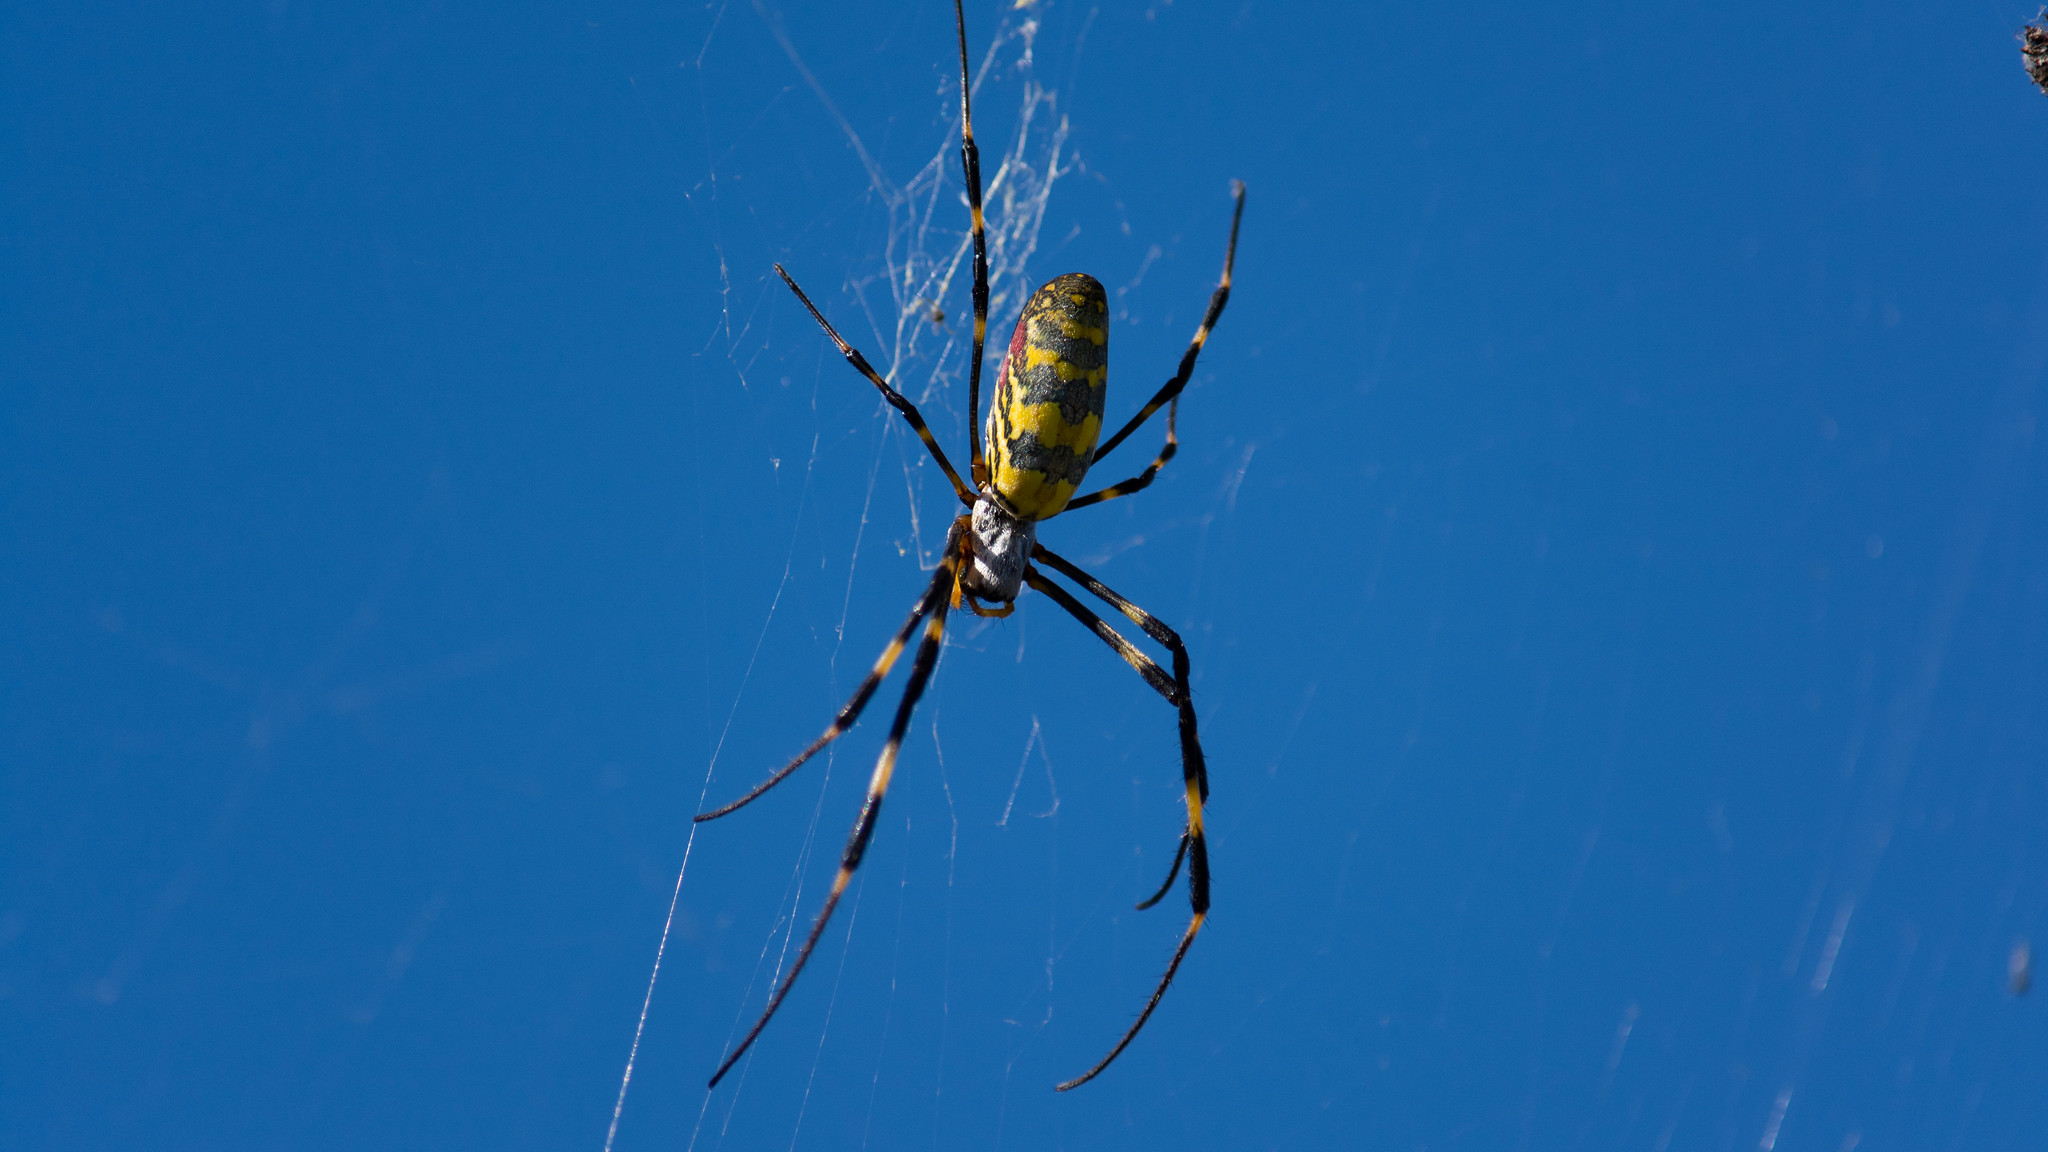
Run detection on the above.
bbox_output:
[1071,182,1245,506]
[1134,831,1188,911]
[1031,544,1208,802]
[1035,542,1204,909]
[1024,571,1176,703]
[707,523,966,1089]
[1062,399,1179,514]
[1024,551,1210,1091]
[774,264,975,505]
[696,549,960,822]
[954,0,991,487]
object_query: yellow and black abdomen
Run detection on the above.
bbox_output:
[985,273,1108,520]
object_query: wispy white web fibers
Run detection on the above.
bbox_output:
[606,10,1074,1148]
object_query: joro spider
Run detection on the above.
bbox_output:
[700,0,1243,1093]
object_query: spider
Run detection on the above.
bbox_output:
[699,0,1243,1093]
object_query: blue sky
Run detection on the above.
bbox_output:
[6,1,2048,1148]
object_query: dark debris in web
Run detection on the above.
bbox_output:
[2021,9,2048,95]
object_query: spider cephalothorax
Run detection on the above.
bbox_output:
[963,494,1034,603]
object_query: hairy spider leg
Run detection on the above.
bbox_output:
[955,0,991,487]
[707,519,970,1089]
[695,551,960,823]
[1025,546,1211,1091]
[1065,182,1246,512]
[774,264,975,506]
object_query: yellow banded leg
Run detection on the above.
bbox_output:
[1056,781,1209,1091]
[1024,572,1176,703]
[1062,398,1177,513]
[707,528,964,1089]
[954,0,991,484]
[773,264,974,505]
[696,538,963,822]
[1031,544,1209,803]
[1087,182,1245,471]
[1023,555,1207,902]
[1024,559,1212,1091]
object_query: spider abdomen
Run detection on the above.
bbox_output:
[985,273,1108,520]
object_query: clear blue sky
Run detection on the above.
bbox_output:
[6,1,2047,1148]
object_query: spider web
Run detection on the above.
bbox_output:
[17,3,2048,1150]
[767,7,1073,570]
[607,9,1090,1148]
